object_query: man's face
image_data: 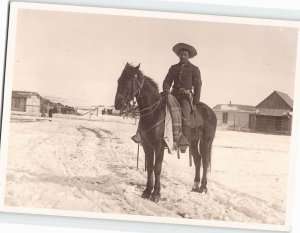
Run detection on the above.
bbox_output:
[178,49,190,62]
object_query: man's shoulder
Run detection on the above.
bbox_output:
[170,63,180,68]
[167,63,180,71]
[188,62,200,69]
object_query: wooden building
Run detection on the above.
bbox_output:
[11,91,42,114]
[213,104,256,130]
[249,91,293,134]
[213,90,293,134]
[11,91,77,116]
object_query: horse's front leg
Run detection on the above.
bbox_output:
[142,144,154,199]
[151,141,165,203]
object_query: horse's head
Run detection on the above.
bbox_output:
[114,62,141,110]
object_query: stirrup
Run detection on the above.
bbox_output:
[131,134,142,143]
[180,145,189,153]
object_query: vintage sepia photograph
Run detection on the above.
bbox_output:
[1,2,300,231]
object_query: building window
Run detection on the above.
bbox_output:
[14,98,21,108]
[12,97,26,111]
[222,112,228,124]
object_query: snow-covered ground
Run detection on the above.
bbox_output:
[4,113,291,225]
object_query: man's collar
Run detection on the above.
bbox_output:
[178,60,191,65]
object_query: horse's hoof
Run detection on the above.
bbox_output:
[192,187,201,193]
[199,186,208,193]
[141,190,151,199]
[150,193,161,203]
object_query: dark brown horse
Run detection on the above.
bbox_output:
[114,63,217,202]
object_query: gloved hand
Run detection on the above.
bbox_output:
[193,100,200,105]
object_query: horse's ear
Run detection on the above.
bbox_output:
[135,63,140,71]
[125,62,130,68]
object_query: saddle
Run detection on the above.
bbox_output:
[131,94,204,152]
[190,105,204,128]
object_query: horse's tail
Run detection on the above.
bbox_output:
[201,132,213,172]
[208,141,213,172]
[209,118,217,172]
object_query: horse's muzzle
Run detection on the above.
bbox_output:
[114,93,125,110]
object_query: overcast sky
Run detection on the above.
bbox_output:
[12,8,298,107]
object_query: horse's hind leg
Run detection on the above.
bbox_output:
[200,139,213,193]
[151,141,165,203]
[191,139,201,192]
[142,145,154,199]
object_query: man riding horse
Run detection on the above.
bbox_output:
[163,43,202,152]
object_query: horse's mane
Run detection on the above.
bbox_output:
[126,63,160,92]
[141,72,159,93]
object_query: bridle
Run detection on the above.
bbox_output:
[117,73,166,117]
[116,73,144,108]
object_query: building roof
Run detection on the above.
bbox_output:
[274,91,293,109]
[12,91,42,99]
[213,104,256,112]
[256,90,293,110]
[254,108,292,117]
[12,91,78,109]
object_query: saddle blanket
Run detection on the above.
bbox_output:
[164,94,204,153]
[164,94,182,153]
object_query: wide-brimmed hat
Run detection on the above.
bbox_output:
[172,43,197,58]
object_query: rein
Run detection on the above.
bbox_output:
[138,97,166,117]
[133,75,167,147]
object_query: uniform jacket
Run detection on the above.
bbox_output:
[163,61,202,104]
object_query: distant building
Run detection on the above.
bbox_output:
[11,90,77,116]
[213,103,256,130]
[61,105,76,114]
[49,102,64,114]
[249,91,293,135]
[213,90,293,135]
[11,91,42,114]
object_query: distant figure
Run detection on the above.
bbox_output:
[102,108,106,115]
[49,108,53,118]
[41,101,47,117]
[107,109,113,115]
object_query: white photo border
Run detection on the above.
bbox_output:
[1,1,300,232]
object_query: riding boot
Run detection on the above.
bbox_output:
[178,125,190,153]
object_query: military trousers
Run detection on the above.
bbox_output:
[177,97,191,146]
[177,97,191,127]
